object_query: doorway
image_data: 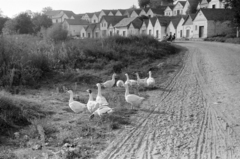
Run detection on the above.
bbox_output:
[186,29,190,38]
[199,26,204,38]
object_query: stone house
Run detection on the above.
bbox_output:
[50,10,75,23]
[115,17,143,36]
[182,14,196,38]
[172,1,190,16]
[62,19,89,36]
[99,16,127,37]
[192,9,234,38]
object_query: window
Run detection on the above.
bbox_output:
[180,30,182,37]
[88,33,91,38]
[117,30,119,35]
[195,25,197,30]
[56,19,58,23]
[94,20,96,23]
[95,32,98,38]
[156,30,159,38]
[149,30,152,35]
[110,31,113,36]
[82,33,85,37]
[123,31,126,36]
[212,5,216,9]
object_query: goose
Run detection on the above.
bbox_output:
[147,71,155,88]
[86,89,100,113]
[67,90,86,113]
[89,106,114,119]
[124,83,145,109]
[96,83,109,106]
[101,73,117,88]
[116,80,125,87]
[135,72,147,87]
[125,73,137,87]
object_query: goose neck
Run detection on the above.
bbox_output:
[88,93,94,101]
[69,92,74,103]
[125,85,129,96]
[136,73,140,80]
[97,85,102,96]
[149,72,152,78]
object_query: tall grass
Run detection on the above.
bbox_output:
[0,90,48,136]
[0,34,178,88]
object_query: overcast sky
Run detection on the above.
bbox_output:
[1,0,139,18]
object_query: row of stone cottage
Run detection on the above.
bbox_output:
[45,0,233,40]
[64,9,233,40]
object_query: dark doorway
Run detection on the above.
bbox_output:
[186,29,190,37]
[199,26,204,38]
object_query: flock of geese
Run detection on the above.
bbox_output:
[67,71,156,121]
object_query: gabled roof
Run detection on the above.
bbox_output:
[62,10,75,18]
[131,18,143,29]
[143,19,149,27]
[150,17,158,26]
[101,16,127,27]
[65,19,89,25]
[170,15,187,28]
[199,9,233,21]
[45,10,62,16]
[150,8,166,15]
[188,0,201,12]
[102,9,118,15]
[178,1,187,7]
[86,23,99,31]
[95,11,101,16]
[72,14,83,20]
[87,13,95,18]
[117,9,127,15]
[143,8,150,13]
[114,17,142,29]
[132,9,142,15]
[182,13,196,25]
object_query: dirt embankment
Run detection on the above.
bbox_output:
[96,41,240,159]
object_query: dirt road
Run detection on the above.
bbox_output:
[96,41,240,159]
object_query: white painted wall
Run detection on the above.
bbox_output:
[192,10,208,38]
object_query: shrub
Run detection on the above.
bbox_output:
[0,91,47,135]
[0,34,179,87]
[47,23,68,42]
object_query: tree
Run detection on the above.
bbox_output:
[42,7,53,14]
[47,23,68,42]
[138,0,150,8]
[0,17,9,33]
[15,12,34,34]
[149,0,173,7]
[227,0,240,37]
[32,13,52,33]
[2,19,17,34]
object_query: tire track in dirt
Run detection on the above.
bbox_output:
[96,41,240,159]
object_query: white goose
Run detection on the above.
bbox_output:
[147,71,155,88]
[125,73,137,87]
[89,106,114,119]
[67,90,86,113]
[96,83,109,106]
[116,80,125,87]
[86,89,100,113]
[135,72,147,87]
[124,84,145,109]
[101,73,117,88]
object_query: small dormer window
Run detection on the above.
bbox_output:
[212,5,216,9]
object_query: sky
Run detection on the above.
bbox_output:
[1,0,139,18]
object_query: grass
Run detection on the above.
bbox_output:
[0,34,183,158]
[204,35,240,44]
